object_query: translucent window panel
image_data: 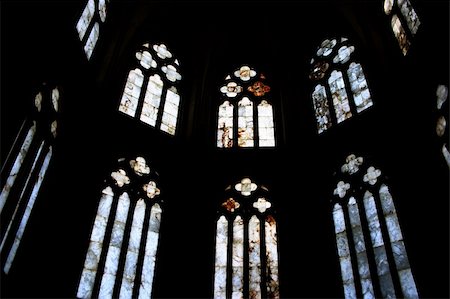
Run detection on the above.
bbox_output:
[436,85,448,110]
[77,187,114,299]
[333,46,355,64]
[119,69,144,117]
[347,63,373,113]
[0,124,36,213]
[258,100,275,147]
[160,87,180,135]
[384,0,394,14]
[98,0,107,22]
[232,216,244,299]
[76,0,95,41]
[248,216,261,299]
[332,203,357,299]
[136,51,157,70]
[391,15,411,56]
[442,144,450,168]
[214,216,228,299]
[397,0,420,35]
[138,203,162,299]
[238,97,254,147]
[3,146,52,274]
[119,199,146,299]
[217,101,234,148]
[317,39,337,57]
[84,22,99,59]
[312,85,332,134]
[347,197,375,298]
[379,185,418,298]
[265,216,279,299]
[140,74,163,126]
[99,192,131,298]
[363,191,396,299]
[329,70,352,123]
[1,141,45,254]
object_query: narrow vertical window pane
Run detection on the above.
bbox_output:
[138,203,162,299]
[76,0,95,40]
[391,15,411,56]
[363,191,396,299]
[77,187,114,299]
[379,185,418,298]
[397,0,420,35]
[329,70,352,123]
[84,22,99,59]
[249,215,261,299]
[347,63,373,113]
[442,145,450,167]
[119,69,144,118]
[0,141,45,254]
[119,199,146,299]
[99,192,131,298]
[140,74,163,127]
[4,146,52,274]
[0,124,36,213]
[265,215,279,299]
[232,216,244,299]
[98,0,107,22]
[238,97,254,147]
[312,85,332,133]
[214,216,228,299]
[160,87,180,135]
[333,203,357,299]
[347,197,374,298]
[217,101,234,148]
[257,101,275,147]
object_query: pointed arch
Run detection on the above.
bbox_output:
[118,43,182,136]
[217,65,276,148]
[0,83,60,274]
[76,0,110,59]
[384,0,421,55]
[77,156,163,298]
[331,154,418,298]
[310,38,373,134]
[213,178,280,299]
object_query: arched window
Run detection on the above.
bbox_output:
[77,156,163,299]
[383,0,421,55]
[214,178,279,299]
[435,85,449,167]
[0,83,60,274]
[76,0,109,59]
[310,38,373,134]
[332,154,418,298]
[217,65,276,148]
[118,43,182,136]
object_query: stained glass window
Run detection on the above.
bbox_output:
[118,43,182,136]
[76,0,109,59]
[383,0,420,55]
[332,154,418,299]
[217,65,276,148]
[77,156,163,298]
[0,84,60,274]
[310,37,373,134]
[435,85,449,167]
[213,178,280,299]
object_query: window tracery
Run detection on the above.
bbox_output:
[214,178,279,299]
[310,38,373,134]
[77,156,163,298]
[217,65,275,148]
[118,43,182,136]
[332,154,418,298]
